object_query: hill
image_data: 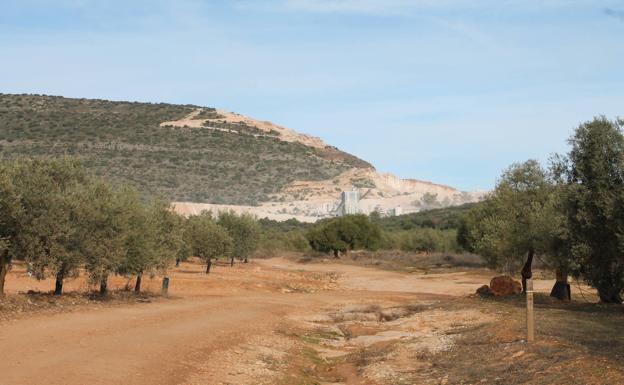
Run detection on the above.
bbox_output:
[0,94,370,205]
[0,93,484,219]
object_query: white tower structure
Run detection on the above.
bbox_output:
[340,190,360,215]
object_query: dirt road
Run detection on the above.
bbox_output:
[0,258,561,385]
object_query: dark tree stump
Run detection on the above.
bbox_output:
[550,281,571,301]
[54,271,64,296]
[135,273,142,293]
[100,276,108,296]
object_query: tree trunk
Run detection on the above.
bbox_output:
[54,271,64,296]
[99,275,108,296]
[134,272,142,293]
[598,289,623,304]
[243,257,248,263]
[521,248,534,294]
[230,257,234,267]
[175,258,180,267]
[333,250,340,259]
[54,262,68,296]
[0,261,8,298]
[0,251,11,297]
[206,259,212,274]
[549,268,571,301]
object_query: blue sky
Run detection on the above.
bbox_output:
[1,0,623,190]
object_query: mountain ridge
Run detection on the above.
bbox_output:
[0,93,483,221]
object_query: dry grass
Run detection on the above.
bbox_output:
[336,250,487,273]
[426,296,624,385]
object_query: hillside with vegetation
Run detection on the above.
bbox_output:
[0,94,370,205]
[372,202,479,230]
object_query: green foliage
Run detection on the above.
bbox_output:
[78,181,132,293]
[0,94,371,205]
[151,200,186,269]
[558,117,624,303]
[217,211,260,261]
[374,203,477,231]
[457,160,563,272]
[0,158,194,295]
[116,196,185,290]
[0,163,22,294]
[8,159,87,292]
[257,229,310,256]
[419,192,441,210]
[307,215,382,256]
[186,212,232,265]
[116,190,158,279]
[383,228,459,253]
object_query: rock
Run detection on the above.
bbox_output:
[512,350,525,358]
[489,275,522,296]
[476,285,493,297]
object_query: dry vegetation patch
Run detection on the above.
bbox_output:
[0,290,162,322]
[426,297,624,385]
[274,300,495,385]
[272,293,624,385]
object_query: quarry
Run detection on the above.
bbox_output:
[173,167,486,222]
[161,108,486,221]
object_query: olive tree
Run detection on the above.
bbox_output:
[116,191,160,293]
[0,163,21,296]
[559,117,624,303]
[217,211,260,264]
[458,160,564,294]
[152,201,186,272]
[187,212,232,273]
[307,214,381,258]
[9,159,88,295]
[79,181,130,295]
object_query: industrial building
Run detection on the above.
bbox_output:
[339,190,360,216]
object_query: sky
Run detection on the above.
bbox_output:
[1,0,623,191]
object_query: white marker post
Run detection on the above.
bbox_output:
[526,278,535,343]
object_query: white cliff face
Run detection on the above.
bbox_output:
[173,168,487,221]
[371,172,464,195]
[376,172,457,194]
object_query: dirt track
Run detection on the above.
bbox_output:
[0,258,561,385]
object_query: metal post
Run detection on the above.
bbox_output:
[526,278,535,343]
[161,276,170,296]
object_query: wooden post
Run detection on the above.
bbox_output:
[526,278,535,343]
[161,276,170,296]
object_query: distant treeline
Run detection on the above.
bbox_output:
[256,206,471,256]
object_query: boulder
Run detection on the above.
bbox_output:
[489,275,522,296]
